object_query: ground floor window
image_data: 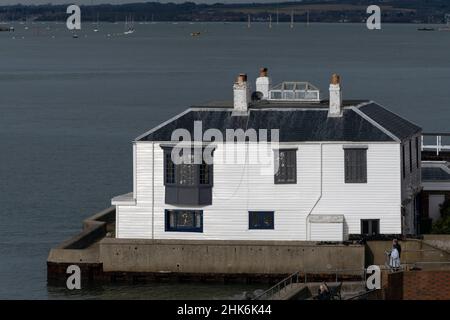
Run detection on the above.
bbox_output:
[165,210,203,232]
[249,211,274,229]
[361,219,380,235]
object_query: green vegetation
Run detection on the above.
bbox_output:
[432,199,450,234]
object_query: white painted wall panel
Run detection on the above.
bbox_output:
[310,223,343,242]
[308,143,402,235]
[116,141,404,240]
[116,205,152,239]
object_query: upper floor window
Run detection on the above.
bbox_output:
[163,147,213,206]
[163,148,213,187]
[164,152,176,184]
[199,160,211,185]
[344,147,367,183]
[274,149,297,184]
[165,209,203,232]
[249,211,274,230]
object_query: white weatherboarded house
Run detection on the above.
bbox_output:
[112,70,422,241]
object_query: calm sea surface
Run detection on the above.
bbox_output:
[0,22,449,299]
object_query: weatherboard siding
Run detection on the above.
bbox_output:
[115,141,402,240]
[310,143,401,235]
[310,223,344,242]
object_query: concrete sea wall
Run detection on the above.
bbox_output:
[365,239,450,267]
[99,238,365,275]
[423,234,450,254]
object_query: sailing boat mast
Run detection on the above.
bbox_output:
[276,8,279,25]
[307,10,310,27]
[290,10,294,29]
[269,14,272,29]
[93,13,99,32]
[247,14,251,28]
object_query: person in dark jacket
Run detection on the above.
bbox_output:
[317,283,331,300]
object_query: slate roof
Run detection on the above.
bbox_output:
[137,101,421,143]
[358,103,421,140]
[422,166,450,182]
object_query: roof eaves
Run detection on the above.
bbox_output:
[134,108,193,142]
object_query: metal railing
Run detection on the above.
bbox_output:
[253,268,366,300]
[347,289,378,300]
[422,133,450,155]
[253,271,301,300]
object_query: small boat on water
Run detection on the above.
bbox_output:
[1,26,15,32]
[124,16,135,35]
[439,20,450,31]
[93,13,99,32]
[190,31,201,37]
[417,27,435,31]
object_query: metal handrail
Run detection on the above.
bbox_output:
[253,268,366,300]
[421,133,450,155]
[253,271,300,300]
[347,289,377,300]
[423,132,450,136]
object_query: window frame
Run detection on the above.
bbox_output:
[360,219,380,236]
[344,147,368,184]
[248,211,275,230]
[274,149,297,184]
[165,209,203,232]
[163,147,213,187]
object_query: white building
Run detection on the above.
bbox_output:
[112,69,422,241]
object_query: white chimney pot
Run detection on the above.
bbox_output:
[233,74,249,112]
[255,67,271,99]
[328,74,343,117]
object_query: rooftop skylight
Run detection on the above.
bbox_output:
[268,81,320,102]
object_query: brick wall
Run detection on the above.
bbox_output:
[382,271,403,300]
[403,271,450,300]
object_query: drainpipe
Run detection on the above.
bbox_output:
[152,142,155,240]
[305,143,323,240]
[133,142,137,199]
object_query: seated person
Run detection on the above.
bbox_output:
[317,283,331,300]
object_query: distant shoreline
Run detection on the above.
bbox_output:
[0,1,449,24]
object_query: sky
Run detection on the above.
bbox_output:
[2,0,283,5]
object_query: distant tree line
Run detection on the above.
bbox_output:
[0,1,449,23]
